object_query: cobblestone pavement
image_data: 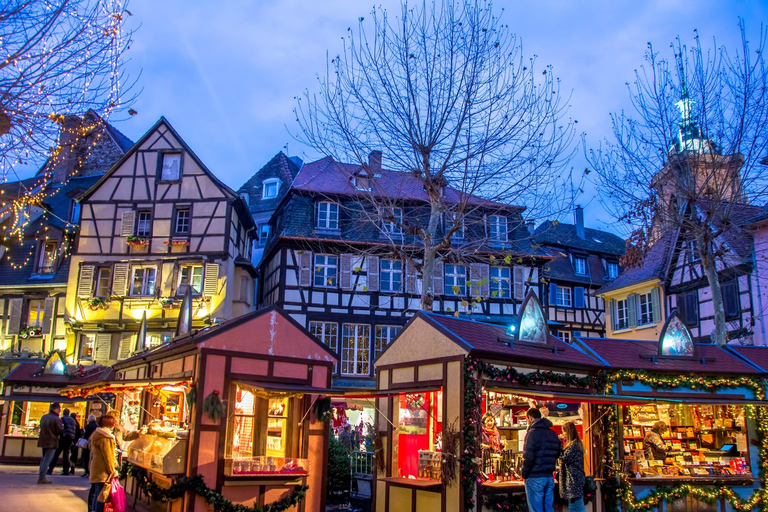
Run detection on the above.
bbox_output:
[0,464,90,512]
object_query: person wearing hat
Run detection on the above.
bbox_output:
[643,421,669,461]
[37,402,63,484]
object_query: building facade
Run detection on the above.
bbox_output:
[0,111,132,370]
[534,206,625,340]
[66,117,256,365]
[256,153,550,388]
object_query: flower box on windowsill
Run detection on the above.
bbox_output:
[159,298,179,309]
[125,235,149,246]
[163,239,189,246]
[86,297,108,311]
[225,456,309,477]
[18,327,42,339]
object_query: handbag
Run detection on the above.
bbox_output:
[110,478,127,512]
[76,438,89,449]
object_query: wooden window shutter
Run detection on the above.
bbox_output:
[574,287,585,309]
[203,263,219,297]
[41,297,55,335]
[340,254,353,290]
[7,298,22,335]
[118,333,133,360]
[480,264,490,297]
[298,251,312,287]
[121,211,136,237]
[112,263,129,296]
[549,283,558,305]
[405,259,417,294]
[367,255,380,292]
[651,288,661,323]
[609,299,616,331]
[627,293,637,328]
[513,266,525,300]
[77,265,96,298]
[432,261,444,296]
[94,333,112,361]
[469,263,489,298]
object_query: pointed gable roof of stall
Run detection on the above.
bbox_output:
[375,312,602,370]
[115,306,337,368]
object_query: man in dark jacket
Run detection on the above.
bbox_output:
[522,408,562,512]
[47,407,77,476]
[37,402,63,484]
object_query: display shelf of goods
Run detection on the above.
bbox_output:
[126,434,188,475]
[225,456,310,477]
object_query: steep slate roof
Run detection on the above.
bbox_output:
[292,157,514,209]
[574,336,760,375]
[419,312,603,369]
[0,175,103,288]
[597,231,676,295]
[534,221,625,256]
[710,201,762,259]
[238,152,301,216]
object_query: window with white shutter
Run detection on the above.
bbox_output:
[77,265,95,299]
[366,256,379,291]
[121,211,135,237]
[432,261,445,295]
[298,251,313,287]
[203,263,219,297]
[513,266,526,299]
[405,260,417,294]
[94,333,112,361]
[112,263,129,296]
[41,297,55,334]
[469,263,490,298]
[7,298,22,335]
[118,333,133,360]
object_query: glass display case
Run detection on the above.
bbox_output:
[225,456,309,477]
[126,434,188,475]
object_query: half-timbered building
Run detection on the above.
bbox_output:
[598,203,760,345]
[256,152,551,388]
[534,206,625,340]
[0,111,132,372]
[65,117,256,365]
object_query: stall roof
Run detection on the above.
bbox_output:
[420,313,603,369]
[574,336,761,375]
[3,362,114,385]
[725,346,768,373]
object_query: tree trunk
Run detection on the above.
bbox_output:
[420,199,443,312]
[699,236,728,345]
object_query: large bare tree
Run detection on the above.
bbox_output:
[589,22,768,346]
[296,0,574,311]
[0,0,134,182]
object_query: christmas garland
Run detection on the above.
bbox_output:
[202,389,227,422]
[601,403,768,512]
[312,396,332,422]
[482,492,527,512]
[461,357,601,511]
[121,462,309,512]
[606,370,766,400]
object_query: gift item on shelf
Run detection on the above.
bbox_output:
[126,433,188,475]
[226,456,310,476]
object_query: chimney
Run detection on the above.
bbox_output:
[526,221,535,235]
[574,205,585,239]
[368,150,382,174]
[52,115,82,184]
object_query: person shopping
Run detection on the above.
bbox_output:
[47,407,77,475]
[522,408,562,512]
[81,414,99,478]
[37,403,63,484]
[559,421,586,512]
[89,415,119,512]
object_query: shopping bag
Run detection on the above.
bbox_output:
[76,438,89,449]
[103,501,115,512]
[110,478,127,512]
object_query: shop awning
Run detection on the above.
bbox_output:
[61,378,192,398]
[3,394,87,403]
[484,387,768,406]
[235,381,338,396]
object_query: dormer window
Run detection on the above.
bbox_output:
[159,152,182,182]
[262,178,281,199]
[607,262,619,279]
[38,241,57,273]
[353,169,371,191]
[489,215,508,242]
[317,201,339,230]
[573,256,587,275]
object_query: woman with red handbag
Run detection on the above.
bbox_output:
[88,415,119,512]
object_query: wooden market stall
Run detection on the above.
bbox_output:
[372,293,609,512]
[574,311,767,512]
[63,306,337,512]
[0,352,112,463]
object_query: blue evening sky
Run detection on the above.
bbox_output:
[102,1,768,232]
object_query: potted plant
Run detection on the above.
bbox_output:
[19,326,42,339]
[159,297,176,308]
[86,297,108,311]
[126,235,149,246]
[163,239,189,246]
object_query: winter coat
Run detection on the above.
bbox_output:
[37,412,63,449]
[643,430,667,460]
[89,427,117,484]
[523,418,562,479]
[559,441,586,501]
[61,414,77,440]
[83,419,98,440]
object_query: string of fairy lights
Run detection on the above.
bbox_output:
[0,0,129,269]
